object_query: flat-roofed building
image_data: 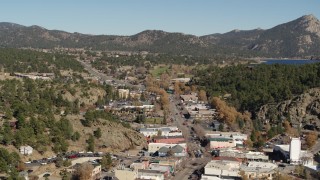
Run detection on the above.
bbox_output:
[203,159,241,179]
[240,162,277,180]
[137,169,165,180]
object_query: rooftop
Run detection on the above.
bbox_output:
[209,137,233,142]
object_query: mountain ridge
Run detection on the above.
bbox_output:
[0,14,320,57]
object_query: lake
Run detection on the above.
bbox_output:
[263,59,320,65]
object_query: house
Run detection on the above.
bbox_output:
[180,94,198,103]
[148,143,187,154]
[19,145,33,155]
[137,169,165,180]
[67,163,101,180]
[158,145,187,157]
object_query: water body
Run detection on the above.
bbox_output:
[263,59,320,65]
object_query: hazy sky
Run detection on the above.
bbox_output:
[0,0,319,36]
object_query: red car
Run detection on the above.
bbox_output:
[68,154,78,159]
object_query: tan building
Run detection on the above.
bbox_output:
[118,89,130,99]
[209,137,235,149]
[240,162,277,180]
[115,169,137,180]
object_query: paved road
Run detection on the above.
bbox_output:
[173,158,210,180]
[77,58,145,90]
[169,95,209,180]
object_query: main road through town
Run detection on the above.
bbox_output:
[76,58,144,90]
[169,95,210,180]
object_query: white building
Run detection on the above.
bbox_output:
[240,162,277,180]
[203,159,241,179]
[140,126,182,137]
[274,138,314,166]
[19,145,33,155]
[219,149,269,161]
[137,169,164,180]
[206,131,248,148]
[290,138,301,164]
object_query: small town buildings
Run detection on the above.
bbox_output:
[219,149,269,162]
[67,163,101,180]
[180,94,198,103]
[240,162,277,180]
[202,158,241,179]
[185,103,216,120]
[273,137,314,166]
[19,145,33,155]
[148,143,187,155]
[115,168,138,180]
[123,105,154,112]
[152,136,185,144]
[149,163,172,175]
[140,126,182,137]
[158,144,186,157]
[206,131,248,149]
[201,158,277,180]
[137,169,165,180]
[209,137,235,149]
[171,78,191,83]
[289,137,301,164]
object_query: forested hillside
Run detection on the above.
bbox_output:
[0,48,84,73]
[194,63,320,113]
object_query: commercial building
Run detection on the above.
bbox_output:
[209,137,235,149]
[152,136,185,144]
[140,126,182,137]
[273,137,313,166]
[137,169,165,180]
[206,131,248,149]
[240,162,277,180]
[202,158,241,179]
[289,138,301,164]
[201,159,277,180]
[115,168,137,180]
[219,149,269,162]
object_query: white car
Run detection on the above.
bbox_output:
[41,162,47,165]
[24,161,31,164]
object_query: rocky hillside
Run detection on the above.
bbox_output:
[1,15,320,57]
[258,88,320,127]
[69,116,147,152]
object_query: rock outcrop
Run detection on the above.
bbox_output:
[258,88,320,127]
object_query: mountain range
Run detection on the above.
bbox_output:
[0,14,320,58]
